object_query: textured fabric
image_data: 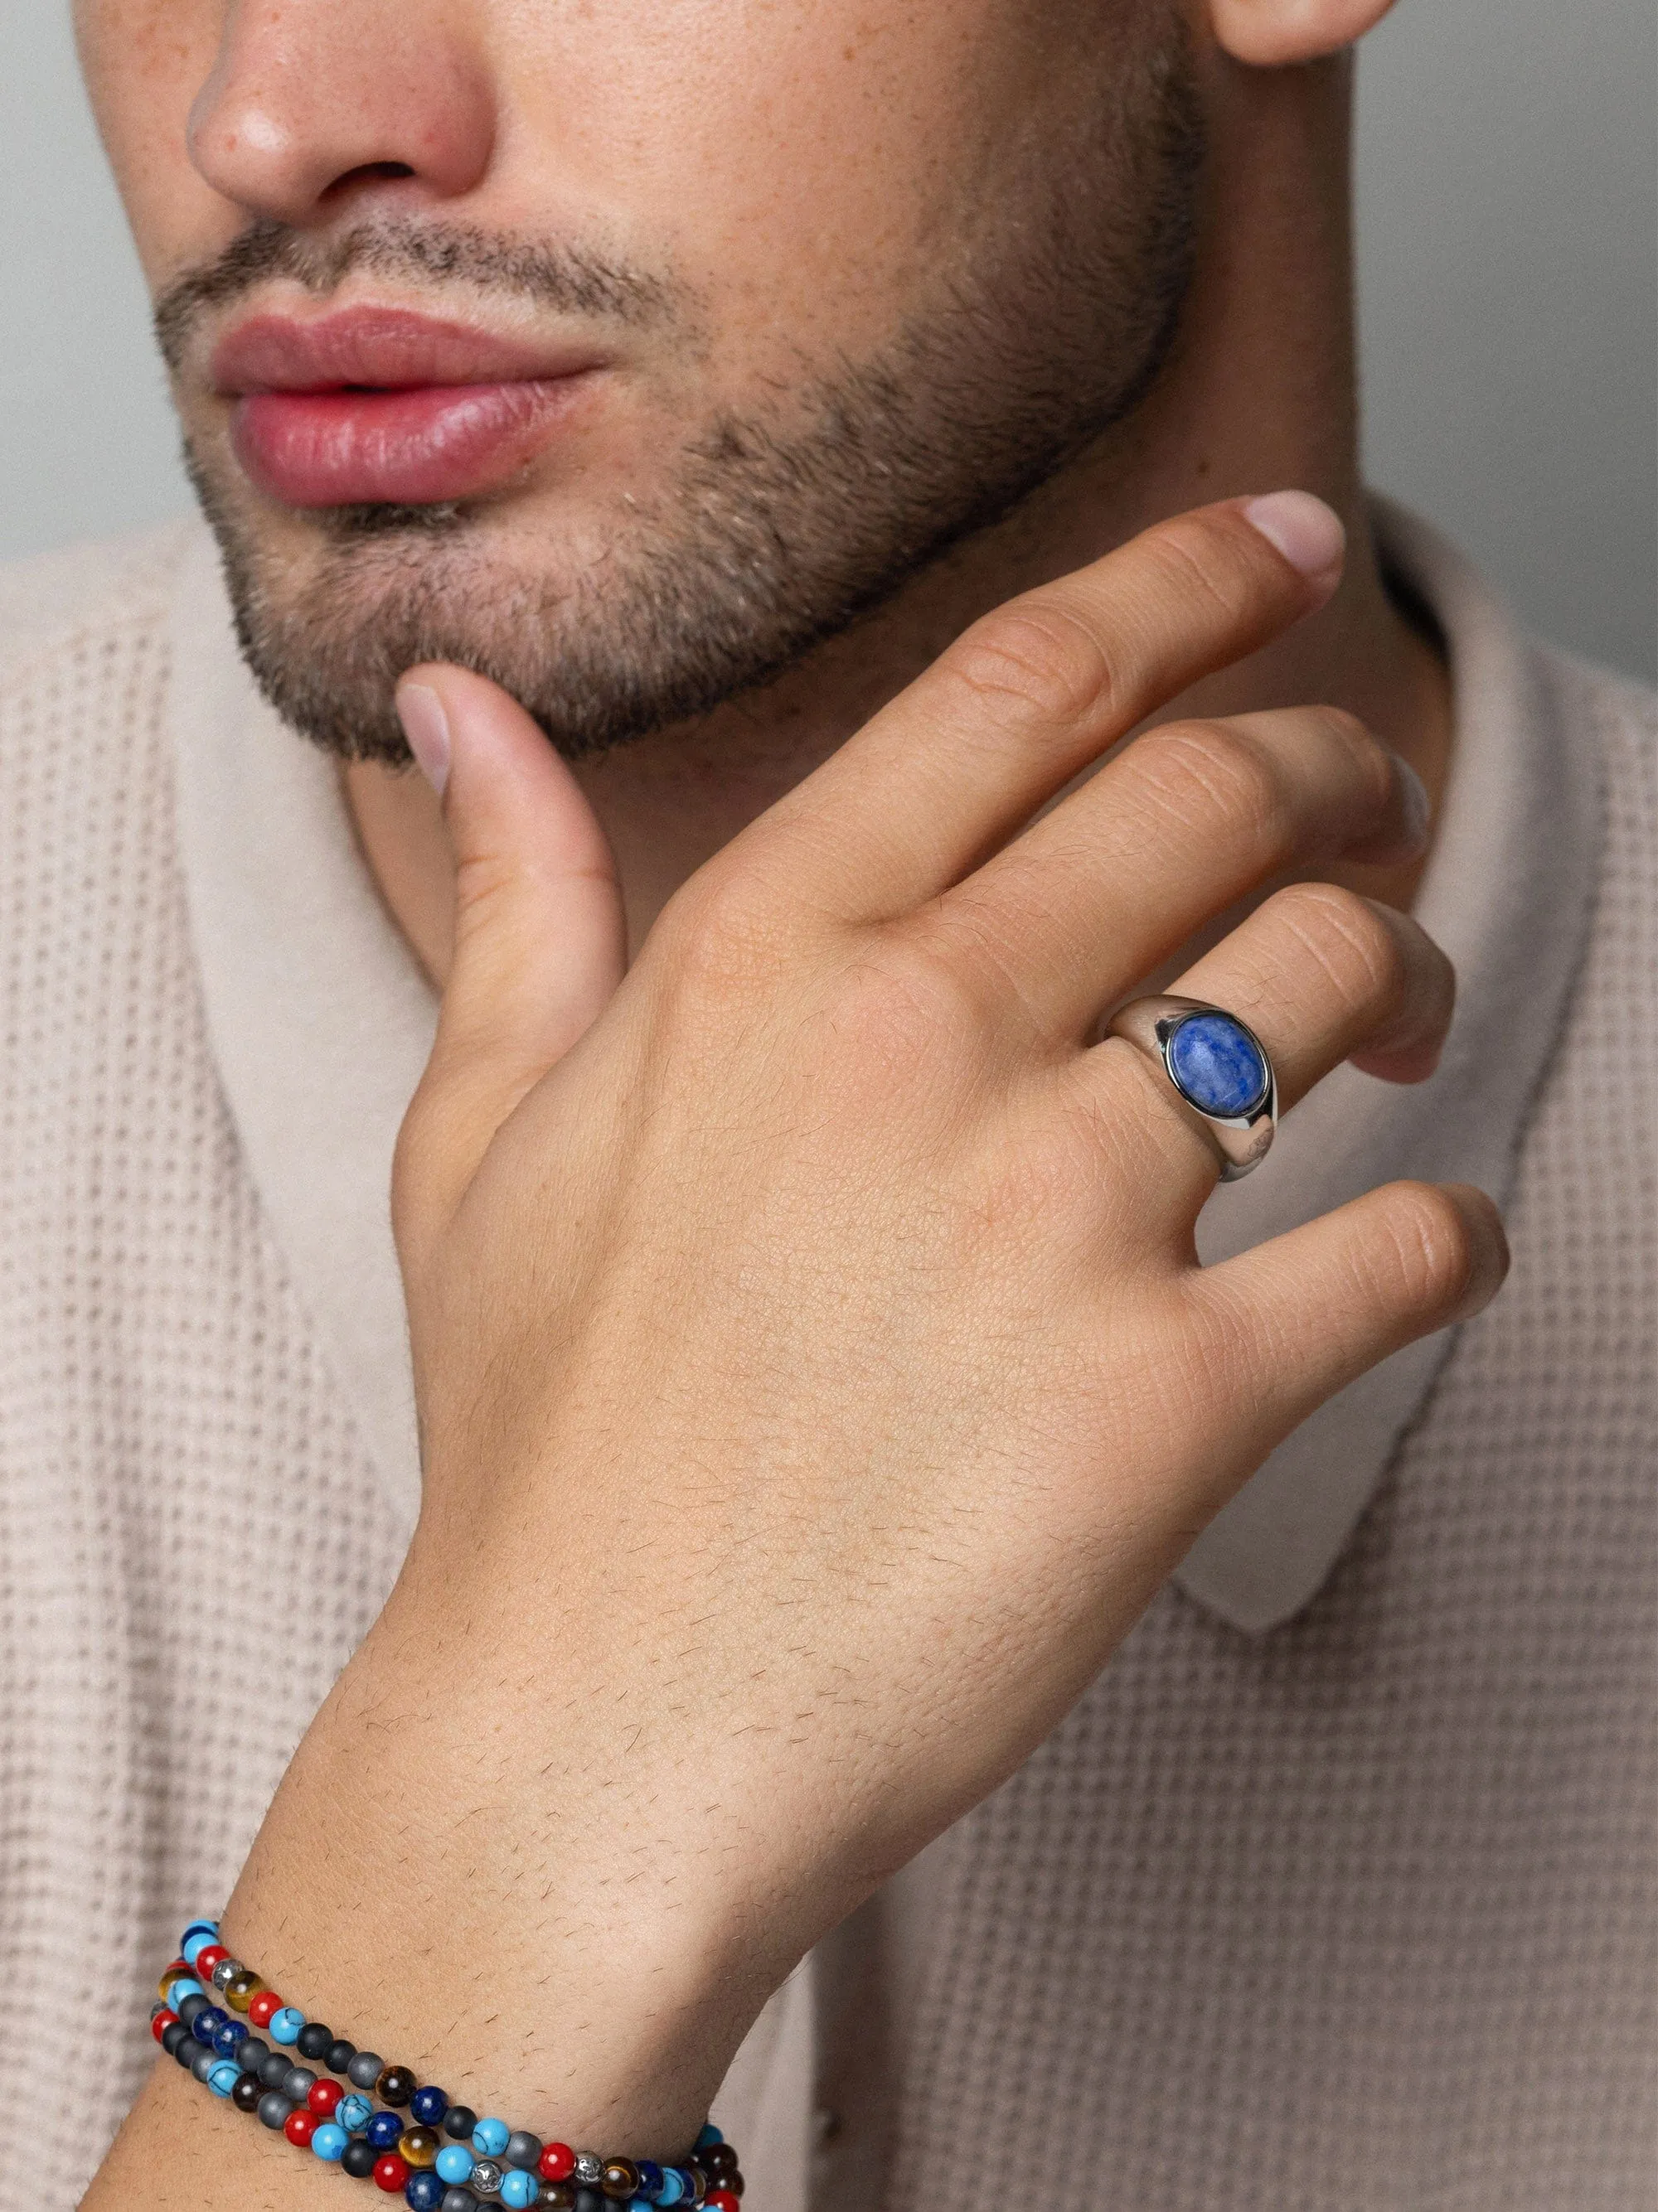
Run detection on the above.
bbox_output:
[0,517,1651,2212]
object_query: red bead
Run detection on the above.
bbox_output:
[706,2194,740,2212]
[373,2154,410,2193]
[152,2009,178,2044]
[308,2078,342,2117]
[195,1945,230,1978]
[539,2144,576,2182]
[284,2111,317,2147]
[247,1990,281,2029]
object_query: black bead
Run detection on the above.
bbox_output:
[190,2047,218,2084]
[177,1993,210,2026]
[327,2038,357,2075]
[572,2192,607,2212]
[257,2092,293,2131]
[235,2036,268,2073]
[282,2066,317,2104]
[231,2072,263,2114]
[728,2175,744,2199]
[342,2138,379,2180]
[347,2050,385,2092]
[296,2021,333,2063]
[441,2105,478,2142]
[701,2143,738,2181]
[160,2021,191,2059]
[377,2064,417,2108]
[441,2192,480,2212]
[504,2132,541,2171]
[259,2050,292,2091]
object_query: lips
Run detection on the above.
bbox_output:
[212,306,605,508]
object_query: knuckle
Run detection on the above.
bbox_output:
[660,860,793,996]
[943,601,1119,734]
[1374,1181,1479,1314]
[1134,718,1287,843]
[1266,882,1407,1009]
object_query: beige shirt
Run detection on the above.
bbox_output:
[0,505,1651,2210]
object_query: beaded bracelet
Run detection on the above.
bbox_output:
[151,1922,743,2212]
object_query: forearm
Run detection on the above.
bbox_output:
[83,1553,772,2207]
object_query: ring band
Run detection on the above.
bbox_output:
[1107,995,1277,1182]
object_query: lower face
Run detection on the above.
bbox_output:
[77,0,1205,762]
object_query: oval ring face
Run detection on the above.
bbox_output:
[1163,1010,1270,1121]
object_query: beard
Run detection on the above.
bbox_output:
[166,30,1205,765]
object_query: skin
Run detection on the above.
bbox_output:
[71,0,1507,2201]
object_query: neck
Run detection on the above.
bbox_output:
[347,55,1451,990]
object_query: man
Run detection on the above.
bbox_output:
[2,0,1650,2205]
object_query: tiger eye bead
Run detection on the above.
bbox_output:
[599,2162,639,2201]
[158,1960,190,2002]
[401,2128,440,2169]
[540,2190,576,2212]
[224,1970,263,2015]
[376,2064,417,2108]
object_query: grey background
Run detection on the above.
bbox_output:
[3,1,1654,679]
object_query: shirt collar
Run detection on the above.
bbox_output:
[168,499,1601,1629]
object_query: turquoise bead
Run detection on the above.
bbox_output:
[207,2060,240,2097]
[435,2147,474,2185]
[499,2174,540,2208]
[269,2006,304,2045]
[338,2093,374,2135]
[656,2177,685,2205]
[695,2127,723,2151]
[628,2200,655,2212]
[166,1977,205,2008]
[181,1927,219,1968]
[472,2118,510,2158]
[312,2124,348,2161]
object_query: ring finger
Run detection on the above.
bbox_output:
[1081,881,1454,1203]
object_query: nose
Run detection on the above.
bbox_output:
[187,0,496,225]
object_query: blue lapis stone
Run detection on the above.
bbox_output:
[1166,1012,1268,1119]
[366,2112,406,2151]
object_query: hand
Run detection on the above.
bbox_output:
[219,496,1504,2165]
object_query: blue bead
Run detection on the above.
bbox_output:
[180,1926,219,1966]
[192,2006,229,2048]
[269,2006,305,2045]
[499,2174,539,2208]
[472,2118,510,2158]
[411,2085,449,2127]
[434,2147,474,2185]
[313,2124,349,2162]
[166,1977,205,2009]
[207,2060,240,2098]
[635,2164,663,2198]
[212,2017,245,2058]
[339,2093,375,2134]
[405,2176,446,2212]
[366,2112,405,2151]
[655,2175,686,2205]
[695,2127,723,2151]
[1165,1011,1268,1119]
[629,2200,655,2212]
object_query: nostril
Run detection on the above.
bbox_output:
[322,160,417,199]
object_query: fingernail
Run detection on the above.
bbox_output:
[1242,491,1346,583]
[396,682,451,800]
[1395,754,1432,851]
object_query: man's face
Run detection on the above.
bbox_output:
[77,0,1204,760]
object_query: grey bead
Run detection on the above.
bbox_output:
[177,1992,209,2026]
[281,2065,316,2103]
[574,2153,603,2185]
[469,2158,504,2197]
[257,2092,294,2131]
[211,1958,241,1992]
[235,2036,268,2073]
[190,2045,218,2084]
[347,2050,384,2091]
[503,2132,541,2171]
[441,2193,480,2212]
[259,2050,291,2090]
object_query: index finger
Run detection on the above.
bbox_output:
[757,491,1345,917]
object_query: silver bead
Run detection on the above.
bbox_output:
[211,1957,241,1991]
[469,2158,504,2198]
[574,2152,603,2185]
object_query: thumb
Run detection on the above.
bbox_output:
[392,664,626,1259]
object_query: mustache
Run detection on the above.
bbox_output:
[153,215,682,372]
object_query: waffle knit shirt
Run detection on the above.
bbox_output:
[0,506,1652,2210]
